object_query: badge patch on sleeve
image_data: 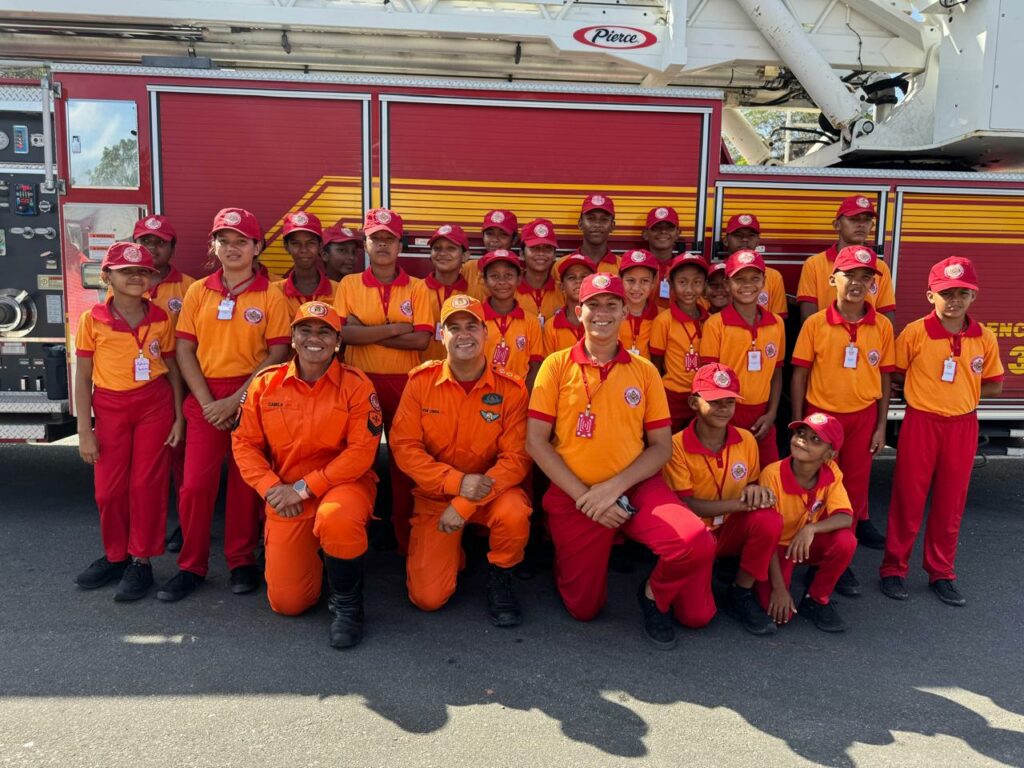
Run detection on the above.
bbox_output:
[480,410,500,423]
[367,410,384,436]
[481,393,503,405]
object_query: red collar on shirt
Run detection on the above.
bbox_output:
[670,303,708,326]
[517,277,556,295]
[153,266,185,286]
[780,457,836,497]
[483,300,525,321]
[552,307,582,330]
[923,311,982,340]
[425,274,468,292]
[681,421,744,458]
[825,301,877,327]
[627,301,660,322]
[824,244,840,263]
[282,271,333,299]
[720,303,778,329]
[206,268,269,295]
[92,296,168,329]
[569,338,632,367]
[361,267,411,289]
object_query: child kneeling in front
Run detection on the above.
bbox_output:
[755,414,857,633]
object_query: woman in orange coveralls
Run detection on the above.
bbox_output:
[232,301,382,649]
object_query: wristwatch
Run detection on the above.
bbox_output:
[293,479,311,501]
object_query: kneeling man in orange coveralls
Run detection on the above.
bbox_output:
[390,295,532,627]
[233,301,382,649]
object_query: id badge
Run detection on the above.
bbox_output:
[659,279,671,300]
[575,410,596,438]
[217,298,235,320]
[133,354,150,382]
[629,346,640,356]
[492,341,511,367]
[684,346,700,372]
[712,515,724,527]
[942,358,957,383]
[843,345,859,369]
[435,322,443,341]
[747,349,762,372]
[537,313,546,329]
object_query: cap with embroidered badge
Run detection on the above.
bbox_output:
[691,363,744,401]
[439,294,486,325]
[364,208,403,238]
[482,210,518,235]
[645,206,679,228]
[579,272,625,302]
[835,195,876,219]
[292,301,341,331]
[724,249,766,277]
[521,218,559,248]
[789,412,845,451]
[428,223,470,250]
[726,213,761,234]
[928,256,979,292]
[133,215,176,242]
[102,242,157,272]
[282,211,323,240]
[210,208,262,240]
[581,194,615,216]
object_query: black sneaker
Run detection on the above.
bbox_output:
[729,584,776,636]
[609,544,636,574]
[855,519,886,550]
[487,565,522,628]
[229,565,261,595]
[166,525,183,553]
[930,579,967,607]
[798,594,847,633]
[637,580,676,650]
[156,570,204,602]
[75,556,129,590]
[114,560,154,602]
[879,575,909,601]
[835,567,862,597]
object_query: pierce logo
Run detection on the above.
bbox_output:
[145,217,161,230]
[224,211,242,226]
[123,246,142,263]
[573,25,657,50]
[293,212,309,226]
[624,387,642,407]
[244,307,264,324]
[307,302,328,316]
[944,263,965,279]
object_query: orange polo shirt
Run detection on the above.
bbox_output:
[759,458,852,546]
[543,307,584,355]
[482,301,544,378]
[555,251,619,280]
[897,312,1005,418]
[75,299,176,392]
[232,359,381,502]
[390,360,531,519]
[176,270,291,379]
[272,272,339,317]
[762,267,789,318]
[618,302,661,359]
[461,259,488,301]
[517,277,565,325]
[106,266,196,325]
[792,303,896,413]
[663,423,761,531]
[649,303,708,394]
[700,304,786,406]
[528,340,671,486]
[413,274,470,362]
[334,268,432,375]
[797,245,896,314]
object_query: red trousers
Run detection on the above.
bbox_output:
[732,401,779,466]
[755,528,857,611]
[92,378,174,561]
[713,507,782,582]
[178,376,261,577]
[881,407,978,582]
[807,402,877,522]
[264,477,376,616]
[665,388,696,434]
[545,475,716,626]
[369,372,415,555]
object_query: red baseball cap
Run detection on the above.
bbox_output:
[292,301,341,332]
[619,249,660,276]
[133,215,176,242]
[668,253,710,277]
[691,363,744,401]
[724,249,766,277]
[479,248,523,274]
[428,223,470,250]
[439,294,486,325]
[482,210,518,235]
[790,412,844,452]
[556,252,597,279]
[101,242,156,272]
[521,218,558,248]
[364,208,403,238]
[282,211,323,240]
[928,256,979,292]
[726,213,761,234]
[645,206,679,228]
[833,245,880,274]
[579,273,625,303]
[708,262,727,278]
[323,224,359,245]
[581,194,615,216]
[210,208,262,240]
[835,195,876,219]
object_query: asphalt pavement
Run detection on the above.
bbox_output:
[1,443,1022,767]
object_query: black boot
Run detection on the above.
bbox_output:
[487,564,522,627]
[324,555,365,649]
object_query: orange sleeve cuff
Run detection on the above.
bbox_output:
[255,471,282,499]
[451,496,478,520]
[304,471,330,499]
[790,357,812,368]
[442,470,465,497]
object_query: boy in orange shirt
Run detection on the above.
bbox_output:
[274,212,338,316]
[792,245,895,587]
[517,219,564,325]
[756,414,857,633]
[641,206,681,306]
[705,262,730,314]
[415,223,471,362]
[662,364,780,635]
[464,209,518,300]
[480,249,544,387]
[650,253,709,430]
[617,249,662,359]
[701,250,785,466]
[721,213,788,318]
[544,253,596,355]
[576,194,618,274]
[880,257,1004,607]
